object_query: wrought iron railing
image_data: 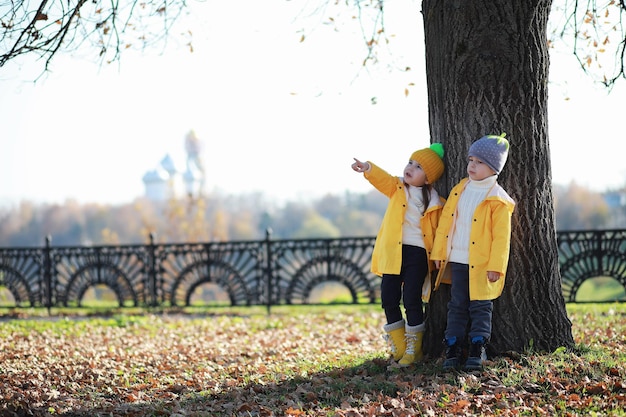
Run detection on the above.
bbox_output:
[556,229,626,301]
[0,229,624,308]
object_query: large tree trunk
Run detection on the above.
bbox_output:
[421,0,574,358]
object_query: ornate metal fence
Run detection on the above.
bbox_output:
[0,230,624,308]
[556,229,626,302]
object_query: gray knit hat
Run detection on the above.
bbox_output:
[468,133,510,174]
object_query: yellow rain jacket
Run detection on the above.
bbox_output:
[365,162,445,302]
[431,177,515,301]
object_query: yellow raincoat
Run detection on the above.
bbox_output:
[431,177,515,301]
[365,162,445,302]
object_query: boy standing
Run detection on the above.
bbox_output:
[432,134,515,371]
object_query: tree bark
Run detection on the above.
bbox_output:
[421,0,574,357]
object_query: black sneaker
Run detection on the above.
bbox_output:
[464,340,487,371]
[442,340,462,370]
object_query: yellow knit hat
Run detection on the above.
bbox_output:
[410,143,445,183]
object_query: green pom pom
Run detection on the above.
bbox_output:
[430,143,444,159]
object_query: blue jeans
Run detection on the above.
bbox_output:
[380,245,428,326]
[445,262,493,343]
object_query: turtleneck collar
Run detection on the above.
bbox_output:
[467,175,497,189]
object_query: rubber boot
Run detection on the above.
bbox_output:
[383,320,406,361]
[398,323,425,367]
[464,336,487,371]
[442,337,462,371]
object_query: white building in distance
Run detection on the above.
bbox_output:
[142,131,205,201]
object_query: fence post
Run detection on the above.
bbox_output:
[148,232,158,307]
[595,230,603,276]
[44,235,52,315]
[265,228,273,315]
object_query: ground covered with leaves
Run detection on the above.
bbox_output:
[1,304,625,416]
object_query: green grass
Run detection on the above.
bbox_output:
[575,276,626,302]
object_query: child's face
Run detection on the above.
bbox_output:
[467,156,496,181]
[404,160,428,186]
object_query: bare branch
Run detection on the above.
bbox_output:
[550,0,626,88]
[0,0,189,73]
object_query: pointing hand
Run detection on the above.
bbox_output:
[352,158,370,173]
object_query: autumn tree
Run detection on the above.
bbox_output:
[420,0,576,356]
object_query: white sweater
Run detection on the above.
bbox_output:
[449,175,498,264]
[402,185,439,248]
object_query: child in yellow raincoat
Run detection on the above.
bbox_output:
[352,144,445,366]
[432,134,515,371]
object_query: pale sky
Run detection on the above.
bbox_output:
[1,0,624,209]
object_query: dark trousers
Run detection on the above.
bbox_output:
[445,262,493,343]
[380,245,428,326]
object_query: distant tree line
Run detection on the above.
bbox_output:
[0,182,621,247]
[553,183,621,230]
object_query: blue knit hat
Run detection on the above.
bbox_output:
[468,133,510,174]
